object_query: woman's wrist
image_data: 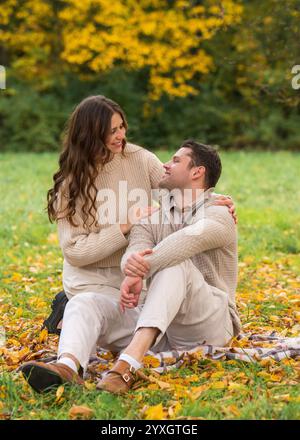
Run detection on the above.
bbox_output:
[120,222,132,235]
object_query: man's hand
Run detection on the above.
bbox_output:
[124,249,153,278]
[214,194,237,224]
[120,276,143,313]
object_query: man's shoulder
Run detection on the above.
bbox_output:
[202,202,234,224]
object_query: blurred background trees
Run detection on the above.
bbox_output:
[0,0,299,151]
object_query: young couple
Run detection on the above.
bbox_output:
[20,95,241,394]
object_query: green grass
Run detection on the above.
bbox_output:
[0,150,300,420]
[159,150,300,260]
[1,150,299,263]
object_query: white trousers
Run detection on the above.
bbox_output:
[58,260,233,371]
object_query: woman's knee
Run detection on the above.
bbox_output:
[66,291,114,317]
[67,291,98,306]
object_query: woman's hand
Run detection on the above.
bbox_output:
[214,195,237,224]
[120,276,143,312]
[120,206,159,235]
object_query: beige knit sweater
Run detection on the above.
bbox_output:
[121,191,241,335]
[57,143,164,268]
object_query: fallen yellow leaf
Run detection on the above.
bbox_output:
[144,403,164,420]
[156,379,171,390]
[39,328,48,344]
[269,315,280,323]
[270,374,282,382]
[6,351,21,365]
[225,404,240,417]
[7,338,21,347]
[273,394,291,402]
[15,308,23,318]
[228,382,247,392]
[211,371,225,379]
[257,372,271,380]
[18,346,30,361]
[211,381,227,389]
[11,272,23,282]
[146,383,159,390]
[168,401,182,418]
[143,355,160,368]
[190,384,208,400]
[69,405,94,420]
[55,385,64,403]
[84,381,96,391]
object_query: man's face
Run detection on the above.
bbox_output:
[159,147,195,190]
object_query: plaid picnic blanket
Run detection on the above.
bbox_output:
[84,332,300,377]
[146,333,300,373]
[35,332,300,379]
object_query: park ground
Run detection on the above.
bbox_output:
[0,150,299,420]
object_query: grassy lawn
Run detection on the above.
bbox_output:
[0,150,300,420]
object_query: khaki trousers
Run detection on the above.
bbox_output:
[58,260,233,371]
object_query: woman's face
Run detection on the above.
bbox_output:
[105,112,126,154]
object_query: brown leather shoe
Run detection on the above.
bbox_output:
[96,360,137,394]
[20,361,84,393]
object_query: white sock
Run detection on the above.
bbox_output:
[119,353,142,371]
[58,357,78,373]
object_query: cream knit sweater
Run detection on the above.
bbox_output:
[57,143,164,269]
[121,191,241,335]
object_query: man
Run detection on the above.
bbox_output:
[96,140,241,394]
[21,140,240,394]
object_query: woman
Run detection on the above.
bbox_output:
[48,96,163,298]
[21,95,235,392]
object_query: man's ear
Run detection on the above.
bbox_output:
[192,166,205,179]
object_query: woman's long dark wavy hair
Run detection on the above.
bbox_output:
[47,95,127,228]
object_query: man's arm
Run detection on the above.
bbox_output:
[142,206,236,278]
[120,222,156,274]
[120,224,155,310]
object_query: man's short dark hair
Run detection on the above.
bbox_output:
[180,139,222,188]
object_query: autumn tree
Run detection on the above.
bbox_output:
[1,0,300,150]
[0,0,243,98]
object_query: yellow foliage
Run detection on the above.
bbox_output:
[1,0,243,98]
